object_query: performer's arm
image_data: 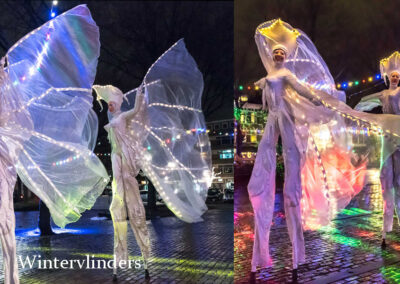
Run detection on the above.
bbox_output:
[123,86,146,120]
[254,77,268,110]
[360,92,382,102]
[285,72,320,104]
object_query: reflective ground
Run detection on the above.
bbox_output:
[0,204,233,284]
[234,167,400,284]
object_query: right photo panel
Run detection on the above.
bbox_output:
[234,1,400,283]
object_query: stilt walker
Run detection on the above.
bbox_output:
[93,39,212,280]
[249,19,400,281]
[356,51,400,248]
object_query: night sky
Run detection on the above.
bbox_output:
[0,1,233,156]
[235,0,400,105]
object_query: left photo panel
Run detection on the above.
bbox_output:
[0,1,233,283]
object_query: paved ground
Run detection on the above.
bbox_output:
[234,168,400,284]
[0,203,233,284]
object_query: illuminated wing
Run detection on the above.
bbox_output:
[5,5,108,228]
[132,39,212,222]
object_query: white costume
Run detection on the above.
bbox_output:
[0,6,109,283]
[93,39,212,276]
[356,51,400,240]
[249,19,400,273]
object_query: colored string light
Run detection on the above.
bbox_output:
[237,74,383,91]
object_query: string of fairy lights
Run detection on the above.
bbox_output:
[236,72,384,92]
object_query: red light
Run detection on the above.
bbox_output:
[247,86,251,90]
[166,139,170,143]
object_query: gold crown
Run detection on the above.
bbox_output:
[380,51,400,82]
[257,19,300,56]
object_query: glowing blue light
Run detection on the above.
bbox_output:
[342,83,348,89]
[51,12,56,18]
[376,74,380,79]
[15,227,99,237]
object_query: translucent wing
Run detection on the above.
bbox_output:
[5,5,108,228]
[134,39,212,222]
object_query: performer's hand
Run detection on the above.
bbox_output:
[254,77,266,89]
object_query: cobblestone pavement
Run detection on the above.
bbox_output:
[0,203,233,284]
[234,172,400,284]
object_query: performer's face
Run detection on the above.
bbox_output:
[390,71,400,86]
[273,49,286,63]
[108,101,118,113]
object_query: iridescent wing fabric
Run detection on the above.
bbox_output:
[127,39,212,222]
[4,5,109,228]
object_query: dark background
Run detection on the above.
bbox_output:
[0,1,233,156]
[235,0,400,106]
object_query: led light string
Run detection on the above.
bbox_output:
[131,119,197,180]
[148,103,202,113]
[286,58,334,91]
[16,140,81,213]
[141,163,182,218]
[4,87,91,115]
[123,80,160,98]
[143,40,180,84]
[237,74,384,93]
[131,118,212,186]
[308,133,330,217]
[7,2,69,56]
[290,74,391,138]
[15,125,94,159]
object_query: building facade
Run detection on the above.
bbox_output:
[206,119,234,190]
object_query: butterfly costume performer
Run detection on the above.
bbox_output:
[93,39,212,279]
[356,51,400,247]
[248,19,400,277]
[0,6,109,283]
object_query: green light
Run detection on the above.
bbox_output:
[239,85,243,90]
[147,146,151,150]
[355,81,359,85]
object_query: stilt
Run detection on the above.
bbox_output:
[292,268,298,282]
[249,271,256,283]
[381,238,387,249]
[113,266,117,281]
